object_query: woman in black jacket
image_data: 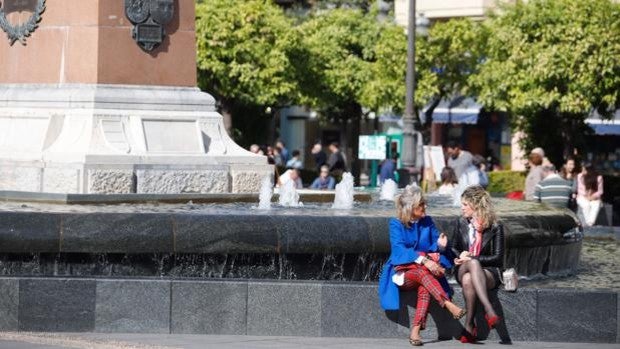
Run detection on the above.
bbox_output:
[452,185,504,343]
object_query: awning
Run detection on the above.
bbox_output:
[587,109,620,136]
[588,123,620,135]
[378,112,401,123]
[422,96,482,124]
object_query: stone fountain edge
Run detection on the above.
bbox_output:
[0,277,616,343]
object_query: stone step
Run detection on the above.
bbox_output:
[0,277,616,343]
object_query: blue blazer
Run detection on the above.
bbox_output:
[378,216,454,310]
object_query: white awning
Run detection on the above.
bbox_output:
[587,109,620,136]
[422,96,482,124]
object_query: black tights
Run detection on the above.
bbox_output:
[458,259,497,330]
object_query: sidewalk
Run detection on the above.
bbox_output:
[583,225,620,240]
[0,333,617,349]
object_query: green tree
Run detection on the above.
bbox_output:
[276,0,374,11]
[472,0,620,165]
[195,0,299,135]
[360,21,408,115]
[294,7,407,181]
[415,18,488,140]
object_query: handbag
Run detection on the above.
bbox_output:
[501,268,519,292]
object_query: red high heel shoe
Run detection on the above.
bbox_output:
[459,328,477,343]
[485,314,501,329]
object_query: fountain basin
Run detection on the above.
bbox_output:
[0,190,373,205]
[0,193,581,278]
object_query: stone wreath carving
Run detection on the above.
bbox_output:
[0,0,46,45]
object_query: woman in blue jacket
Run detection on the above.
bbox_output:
[379,185,466,346]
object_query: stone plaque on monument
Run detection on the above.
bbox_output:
[0,0,271,194]
[125,0,174,51]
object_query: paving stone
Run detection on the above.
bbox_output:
[171,280,247,334]
[537,289,617,343]
[19,278,96,332]
[247,281,321,337]
[0,278,19,330]
[321,282,399,338]
[95,279,170,333]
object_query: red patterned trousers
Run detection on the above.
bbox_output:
[397,264,449,328]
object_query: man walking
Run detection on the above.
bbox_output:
[445,140,473,179]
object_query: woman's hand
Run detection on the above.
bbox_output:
[454,257,470,266]
[423,259,445,277]
[437,233,448,249]
[459,251,471,260]
[455,251,472,266]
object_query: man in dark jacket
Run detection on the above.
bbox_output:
[327,142,346,176]
[311,141,327,172]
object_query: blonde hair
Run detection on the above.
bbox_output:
[395,185,424,227]
[461,185,496,228]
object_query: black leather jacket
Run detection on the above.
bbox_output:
[451,217,505,271]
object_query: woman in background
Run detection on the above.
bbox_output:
[437,166,458,196]
[560,155,579,210]
[576,163,603,227]
[560,156,578,182]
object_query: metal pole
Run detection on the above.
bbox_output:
[401,0,417,179]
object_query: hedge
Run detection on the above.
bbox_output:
[487,170,526,194]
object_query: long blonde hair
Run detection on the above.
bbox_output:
[461,185,496,229]
[395,185,424,227]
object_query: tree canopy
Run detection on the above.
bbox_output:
[195,0,298,108]
[472,0,620,162]
[194,0,620,166]
[292,7,407,181]
[294,7,404,119]
[194,0,481,130]
[416,18,488,127]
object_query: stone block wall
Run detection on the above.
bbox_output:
[0,277,616,343]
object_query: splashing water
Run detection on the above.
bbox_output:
[332,172,354,209]
[379,179,398,201]
[258,176,273,210]
[278,180,303,207]
[452,181,466,207]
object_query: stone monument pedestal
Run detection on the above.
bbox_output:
[0,1,271,193]
[0,84,270,193]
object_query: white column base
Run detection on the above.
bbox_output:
[0,84,272,194]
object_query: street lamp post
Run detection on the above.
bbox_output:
[401,0,429,183]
